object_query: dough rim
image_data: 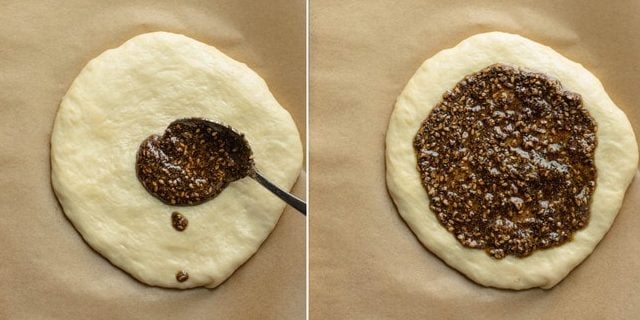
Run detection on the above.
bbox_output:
[386,32,638,289]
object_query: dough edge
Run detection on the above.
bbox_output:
[51,32,303,289]
[386,32,638,289]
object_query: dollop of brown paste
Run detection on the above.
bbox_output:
[171,211,188,231]
[176,270,189,282]
[136,118,253,206]
[414,64,597,259]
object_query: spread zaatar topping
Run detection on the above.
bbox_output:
[414,63,597,259]
[136,118,254,206]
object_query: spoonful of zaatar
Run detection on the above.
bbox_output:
[136,118,306,214]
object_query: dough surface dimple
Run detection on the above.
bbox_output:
[51,32,303,289]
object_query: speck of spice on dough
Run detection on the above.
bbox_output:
[176,270,189,282]
[171,211,188,231]
[414,63,597,259]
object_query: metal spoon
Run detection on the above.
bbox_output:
[137,118,306,214]
[199,119,307,215]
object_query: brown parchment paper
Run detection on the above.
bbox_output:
[310,0,640,319]
[0,1,305,319]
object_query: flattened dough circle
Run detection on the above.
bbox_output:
[51,32,303,289]
[386,32,638,289]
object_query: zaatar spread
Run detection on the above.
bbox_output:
[136,118,253,206]
[414,63,597,259]
[171,211,188,231]
[176,270,189,282]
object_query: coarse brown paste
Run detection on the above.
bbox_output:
[176,270,189,282]
[414,64,597,259]
[171,211,188,231]
[136,118,254,206]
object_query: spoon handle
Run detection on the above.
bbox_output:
[253,171,307,215]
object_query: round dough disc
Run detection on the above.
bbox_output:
[51,32,303,289]
[386,32,638,289]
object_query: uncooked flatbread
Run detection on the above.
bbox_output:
[51,32,303,289]
[386,32,638,289]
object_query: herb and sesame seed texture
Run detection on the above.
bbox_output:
[414,64,597,259]
[51,32,303,289]
[386,32,638,289]
[136,118,255,206]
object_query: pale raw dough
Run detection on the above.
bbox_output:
[386,32,638,289]
[51,32,303,289]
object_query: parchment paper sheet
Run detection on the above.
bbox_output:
[310,1,640,319]
[0,1,305,319]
